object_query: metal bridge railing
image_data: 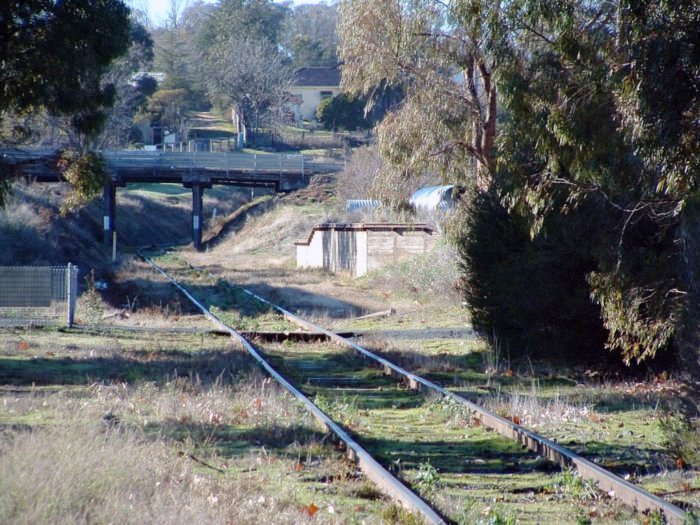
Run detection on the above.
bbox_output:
[102,151,334,178]
[0,264,78,327]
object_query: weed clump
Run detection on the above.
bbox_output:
[660,415,700,468]
[381,504,426,525]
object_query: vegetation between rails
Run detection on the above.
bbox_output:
[260,341,643,524]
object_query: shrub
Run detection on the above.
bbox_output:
[316,93,369,132]
[453,191,608,361]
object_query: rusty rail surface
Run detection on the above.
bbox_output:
[147,250,691,525]
[138,251,447,525]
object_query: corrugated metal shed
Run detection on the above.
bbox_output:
[409,185,461,211]
[346,199,381,212]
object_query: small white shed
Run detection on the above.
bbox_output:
[295,223,437,277]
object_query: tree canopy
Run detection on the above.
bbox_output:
[316,93,369,132]
[0,0,132,206]
[339,0,498,201]
[0,0,132,137]
[339,0,700,373]
[198,0,291,130]
[281,3,339,68]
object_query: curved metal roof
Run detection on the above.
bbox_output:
[409,185,459,210]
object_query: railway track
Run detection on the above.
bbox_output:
[139,247,693,524]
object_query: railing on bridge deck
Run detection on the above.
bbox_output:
[1,148,343,178]
[104,150,310,177]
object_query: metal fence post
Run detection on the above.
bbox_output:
[66,263,78,327]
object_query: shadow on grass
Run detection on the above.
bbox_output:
[102,276,201,314]
[104,271,367,323]
[260,347,425,410]
[243,281,367,319]
[146,419,328,460]
[559,439,673,476]
[358,432,559,477]
[359,346,679,414]
[0,349,253,387]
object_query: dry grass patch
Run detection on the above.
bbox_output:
[0,328,399,524]
[0,417,327,525]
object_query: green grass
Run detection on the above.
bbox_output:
[126,183,191,196]
[257,340,642,523]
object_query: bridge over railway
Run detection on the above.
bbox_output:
[1,149,343,250]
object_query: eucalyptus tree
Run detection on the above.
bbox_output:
[493,0,700,367]
[339,0,499,204]
[339,0,700,376]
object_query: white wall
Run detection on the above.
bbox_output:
[293,86,341,121]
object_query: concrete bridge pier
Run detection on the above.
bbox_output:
[187,181,212,251]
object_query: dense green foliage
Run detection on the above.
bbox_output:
[456,192,608,360]
[0,0,132,206]
[57,149,109,216]
[281,3,338,68]
[316,94,369,131]
[495,0,700,364]
[0,0,131,138]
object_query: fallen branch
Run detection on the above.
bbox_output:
[351,308,396,321]
[101,309,129,320]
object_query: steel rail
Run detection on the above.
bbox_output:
[138,250,447,525]
[230,281,690,525]
[153,251,691,524]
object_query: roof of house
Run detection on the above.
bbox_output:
[292,66,341,87]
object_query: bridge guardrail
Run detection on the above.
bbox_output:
[2,148,344,179]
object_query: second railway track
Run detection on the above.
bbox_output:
[139,247,694,525]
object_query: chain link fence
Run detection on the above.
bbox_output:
[0,264,78,327]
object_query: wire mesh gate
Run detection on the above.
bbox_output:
[0,264,78,327]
